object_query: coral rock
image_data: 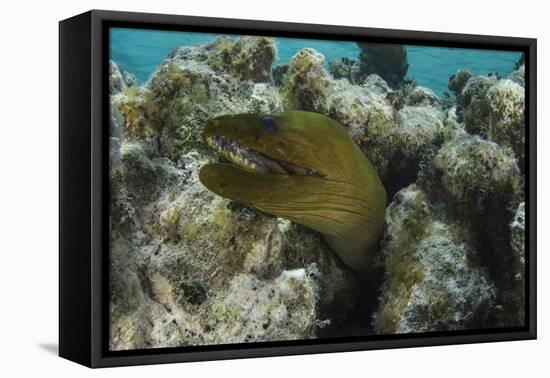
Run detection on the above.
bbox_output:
[110,60,137,96]
[508,64,525,87]
[110,102,124,162]
[272,64,289,86]
[169,36,276,83]
[115,38,282,158]
[109,60,127,96]
[453,72,525,169]
[365,105,444,195]
[507,201,526,325]
[511,202,526,271]
[281,222,360,330]
[408,86,440,107]
[109,142,358,349]
[429,131,521,210]
[207,270,318,343]
[422,131,524,327]
[328,57,362,84]
[373,184,496,333]
[448,69,473,96]
[486,79,525,162]
[281,48,334,110]
[362,74,392,97]
[458,75,498,135]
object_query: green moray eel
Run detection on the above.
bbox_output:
[199,111,387,273]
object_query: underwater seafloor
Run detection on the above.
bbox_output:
[108,35,526,351]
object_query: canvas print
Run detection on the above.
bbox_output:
[108,27,526,351]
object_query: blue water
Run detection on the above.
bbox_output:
[110,28,521,96]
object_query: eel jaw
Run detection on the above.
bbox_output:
[198,162,329,215]
[205,135,322,177]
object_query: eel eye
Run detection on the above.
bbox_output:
[260,116,278,132]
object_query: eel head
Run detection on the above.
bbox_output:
[199,111,386,273]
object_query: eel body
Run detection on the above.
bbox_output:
[199,111,386,273]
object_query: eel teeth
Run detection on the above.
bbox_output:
[206,135,321,177]
[207,135,268,173]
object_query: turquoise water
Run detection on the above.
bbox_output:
[110,28,521,96]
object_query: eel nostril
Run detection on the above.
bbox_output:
[260,116,278,132]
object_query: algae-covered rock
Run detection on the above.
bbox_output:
[115,38,282,158]
[110,60,127,96]
[458,75,498,135]
[281,48,334,110]
[213,36,276,83]
[109,140,359,349]
[508,64,525,87]
[364,105,445,195]
[448,69,473,96]
[110,240,320,348]
[421,131,524,327]
[250,83,284,113]
[110,102,124,163]
[169,35,276,83]
[357,43,409,88]
[511,202,526,271]
[454,73,525,166]
[428,131,522,211]
[143,268,319,346]
[363,74,392,96]
[113,141,181,204]
[115,62,198,154]
[109,140,182,237]
[329,57,362,84]
[110,60,137,96]
[324,82,394,146]
[507,201,526,325]
[407,86,440,107]
[373,185,496,333]
[207,270,318,343]
[109,155,325,348]
[109,236,184,350]
[280,222,360,330]
[486,79,525,162]
[149,175,285,293]
[281,48,391,145]
[110,103,124,140]
[272,64,289,86]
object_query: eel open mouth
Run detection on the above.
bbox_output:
[206,135,321,177]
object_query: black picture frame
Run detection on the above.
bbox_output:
[59,9,537,368]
